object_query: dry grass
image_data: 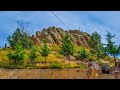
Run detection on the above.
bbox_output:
[0,50,9,61]
[0,45,115,69]
[0,68,118,79]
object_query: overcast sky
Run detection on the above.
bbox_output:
[0,11,120,47]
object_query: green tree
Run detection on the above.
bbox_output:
[78,48,88,61]
[89,32,106,60]
[4,43,7,48]
[89,32,101,54]
[105,32,120,66]
[96,43,107,60]
[40,40,50,64]
[29,46,38,64]
[7,43,25,66]
[60,33,74,65]
[7,28,33,49]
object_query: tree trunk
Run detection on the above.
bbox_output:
[68,56,70,66]
[14,60,17,64]
[114,55,116,67]
[45,57,46,64]
[14,60,17,68]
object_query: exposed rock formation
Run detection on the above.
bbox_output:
[31,26,91,47]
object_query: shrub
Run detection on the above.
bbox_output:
[87,52,97,61]
[47,54,61,63]
[73,65,81,68]
[0,61,15,69]
[49,63,63,69]
[35,55,45,63]
[77,48,88,60]
[64,64,74,68]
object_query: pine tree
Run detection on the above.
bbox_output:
[96,43,106,60]
[7,43,25,65]
[89,31,106,60]
[89,32,101,54]
[40,40,50,64]
[60,33,74,65]
[29,46,38,64]
[105,32,120,66]
[78,48,88,61]
[5,43,7,48]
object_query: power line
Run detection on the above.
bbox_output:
[51,11,70,30]
[51,11,89,47]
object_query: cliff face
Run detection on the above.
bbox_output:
[31,26,91,47]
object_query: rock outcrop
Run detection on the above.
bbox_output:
[31,26,91,47]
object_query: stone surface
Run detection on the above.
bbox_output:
[31,26,91,47]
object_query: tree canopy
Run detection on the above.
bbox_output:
[7,28,33,49]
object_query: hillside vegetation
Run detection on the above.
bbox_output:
[0,26,119,69]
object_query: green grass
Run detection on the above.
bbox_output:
[49,63,63,69]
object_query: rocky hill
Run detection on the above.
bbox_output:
[31,26,91,47]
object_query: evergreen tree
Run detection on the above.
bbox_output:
[4,43,7,48]
[89,32,106,60]
[29,46,38,64]
[105,32,120,66]
[78,48,88,61]
[7,43,25,65]
[60,33,74,65]
[96,43,107,60]
[89,32,101,54]
[40,40,50,64]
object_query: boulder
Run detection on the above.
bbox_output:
[101,64,111,74]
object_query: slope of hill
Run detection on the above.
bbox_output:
[31,26,91,47]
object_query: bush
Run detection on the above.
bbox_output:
[74,45,84,53]
[87,52,97,61]
[49,63,63,69]
[35,55,46,63]
[73,65,81,68]
[64,63,87,68]
[64,64,74,68]
[0,61,15,69]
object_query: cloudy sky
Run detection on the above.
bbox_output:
[0,11,120,47]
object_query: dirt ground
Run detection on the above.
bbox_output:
[0,68,119,79]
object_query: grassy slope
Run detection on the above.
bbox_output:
[0,44,115,69]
